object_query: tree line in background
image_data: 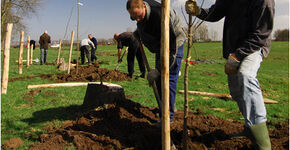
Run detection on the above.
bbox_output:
[274,29,289,41]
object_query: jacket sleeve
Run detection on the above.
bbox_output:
[234,0,274,60]
[197,0,226,22]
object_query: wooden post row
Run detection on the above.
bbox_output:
[1,23,13,94]
[161,0,170,149]
[18,31,24,74]
[67,31,74,74]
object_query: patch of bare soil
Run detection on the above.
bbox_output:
[28,99,288,150]
[56,64,131,82]
[9,74,53,82]
[2,137,23,149]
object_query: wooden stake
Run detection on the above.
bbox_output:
[161,0,170,149]
[183,2,193,149]
[18,31,24,74]
[68,31,74,74]
[178,90,278,104]
[30,43,34,65]
[26,36,30,67]
[57,39,62,64]
[1,23,13,94]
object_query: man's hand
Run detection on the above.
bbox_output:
[185,0,200,16]
[147,69,160,86]
[225,53,240,75]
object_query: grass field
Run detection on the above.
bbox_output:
[1,41,289,149]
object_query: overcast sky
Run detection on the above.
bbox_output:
[22,0,289,42]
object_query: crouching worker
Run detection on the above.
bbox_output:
[114,32,146,78]
[80,38,95,65]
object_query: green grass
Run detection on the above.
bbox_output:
[1,41,289,149]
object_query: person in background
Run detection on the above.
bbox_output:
[39,30,51,65]
[88,34,98,63]
[114,32,145,78]
[185,0,274,149]
[80,38,95,65]
[30,40,36,50]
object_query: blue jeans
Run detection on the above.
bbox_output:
[228,50,267,127]
[40,49,48,64]
[155,44,184,122]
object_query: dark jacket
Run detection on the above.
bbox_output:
[39,33,51,49]
[116,32,137,49]
[90,37,98,49]
[133,0,185,55]
[198,0,275,60]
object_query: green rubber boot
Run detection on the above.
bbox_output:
[249,122,271,150]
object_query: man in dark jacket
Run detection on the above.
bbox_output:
[39,30,51,65]
[186,0,274,149]
[114,32,145,78]
[88,34,98,63]
[127,0,186,124]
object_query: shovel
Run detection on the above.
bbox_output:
[115,47,128,71]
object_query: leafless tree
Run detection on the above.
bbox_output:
[1,0,42,46]
[210,29,218,41]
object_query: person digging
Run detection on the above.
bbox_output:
[185,0,274,149]
[114,32,146,78]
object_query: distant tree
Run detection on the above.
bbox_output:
[274,29,289,41]
[210,29,218,41]
[1,0,42,45]
[191,23,210,42]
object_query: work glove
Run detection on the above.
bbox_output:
[147,69,160,86]
[225,53,240,75]
[185,0,201,16]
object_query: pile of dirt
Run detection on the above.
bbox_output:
[56,64,131,82]
[28,99,288,150]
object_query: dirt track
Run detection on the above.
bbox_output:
[28,98,288,150]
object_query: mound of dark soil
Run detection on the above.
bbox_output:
[28,99,288,150]
[56,64,131,82]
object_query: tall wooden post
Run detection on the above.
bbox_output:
[57,39,62,64]
[26,36,30,67]
[76,0,80,74]
[30,43,34,65]
[68,31,74,74]
[18,31,24,74]
[183,1,193,149]
[1,23,13,94]
[161,0,170,149]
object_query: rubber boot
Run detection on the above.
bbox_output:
[249,122,271,150]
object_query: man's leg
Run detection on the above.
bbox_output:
[127,47,135,77]
[91,48,97,62]
[135,47,146,77]
[40,49,44,65]
[85,46,91,64]
[154,44,184,122]
[44,49,48,64]
[80,46,85,64]
[228,50,271,149]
